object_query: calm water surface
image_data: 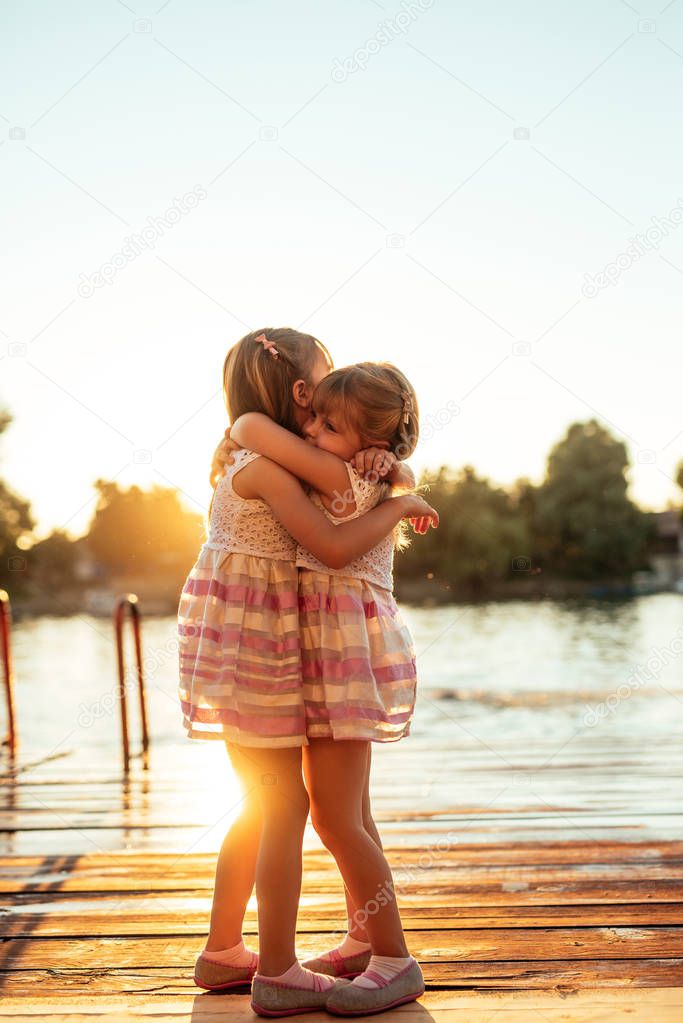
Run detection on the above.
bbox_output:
[9,593,683,756]
[4,594,683,853]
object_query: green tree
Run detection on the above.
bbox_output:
[398,465,532,596]
[87,480,204,578]
[27,530,79,589]
[531,419,649,579]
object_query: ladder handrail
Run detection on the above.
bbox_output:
[0,590,17,752]
[113,594,149,770]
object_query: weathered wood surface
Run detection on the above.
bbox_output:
[1,732,683,1017]
[2,988,683,1021]
[4,927,683,967]
[2,965,683,998]
[2,841,683,1007]
[4,899,683,936]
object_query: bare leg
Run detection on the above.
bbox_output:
[239,744,309,975]
[303,739,408,958]
[361,746,383,850]
[343,744,383,943]
[204,743,263,951]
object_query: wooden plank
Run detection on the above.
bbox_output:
[8,769,683,788]
[1,988,683,1023]
[3,808,680,833]
[4,814,683,833]
[15,783,680,803]
[14,857,683,885]
[8,775,681,801]
[1,963,683,997]
[4,901,683,937]
[3,928,683,968]
[5,839,683,867]
[3,878,682,905]
[12,777,681,803]
[5,781,683,806]
[2,839,682,899]
[13,764,683,790]
[10,756,678,782]
[6,823,683,857]
[3,861,683,894]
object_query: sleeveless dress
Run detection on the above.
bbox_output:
[177,448,306,747]
[297,463,417,743]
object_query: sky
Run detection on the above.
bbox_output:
[1,0,682,538]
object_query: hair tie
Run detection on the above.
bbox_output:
[401,391,413,424]
[255,333,279,359]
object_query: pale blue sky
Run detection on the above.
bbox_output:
[1,0,682,535]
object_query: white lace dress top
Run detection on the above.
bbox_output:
[204,448,296,562]
[296,462,394,590]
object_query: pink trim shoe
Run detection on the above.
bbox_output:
[302,948,372,979]
[193,949,257,991]
[325,959,425,1016]
[251,975,351,1017]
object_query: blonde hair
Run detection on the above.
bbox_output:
[312,362,419,459]
[210,327,332,490]
[313,362,420,550]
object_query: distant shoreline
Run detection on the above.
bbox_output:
[8,573,680,619]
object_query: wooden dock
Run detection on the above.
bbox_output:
[1,733,683,1020]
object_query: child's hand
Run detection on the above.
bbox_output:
[399,495,439,533]
[218,427,241,459]
[209,428,242,487]
[353,447,396,481]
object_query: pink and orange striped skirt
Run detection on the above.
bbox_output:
[178,548,416,747]
[298,569,416,743]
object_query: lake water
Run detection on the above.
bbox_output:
[3,594,683,854]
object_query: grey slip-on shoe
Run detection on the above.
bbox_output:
[301,949,371,979]
[193,950,256,991]
[251,975,351,1017]
[325,959,425,1016]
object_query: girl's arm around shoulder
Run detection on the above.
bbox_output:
[390,461,416,491]
[230,412,349,500]
[243,457,438,569]
[352,448,416,492]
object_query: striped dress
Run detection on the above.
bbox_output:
[297,464,417,743]
[177,448,306,747]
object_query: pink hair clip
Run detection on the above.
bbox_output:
[255,333,279,359]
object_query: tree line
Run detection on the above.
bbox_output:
[401,419,660,598]
[1,411,681,601]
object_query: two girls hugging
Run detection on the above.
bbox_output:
[177,327,438,1017]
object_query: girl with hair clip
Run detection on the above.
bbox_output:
[178,330,437,1017]
[226,360,431,1015]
